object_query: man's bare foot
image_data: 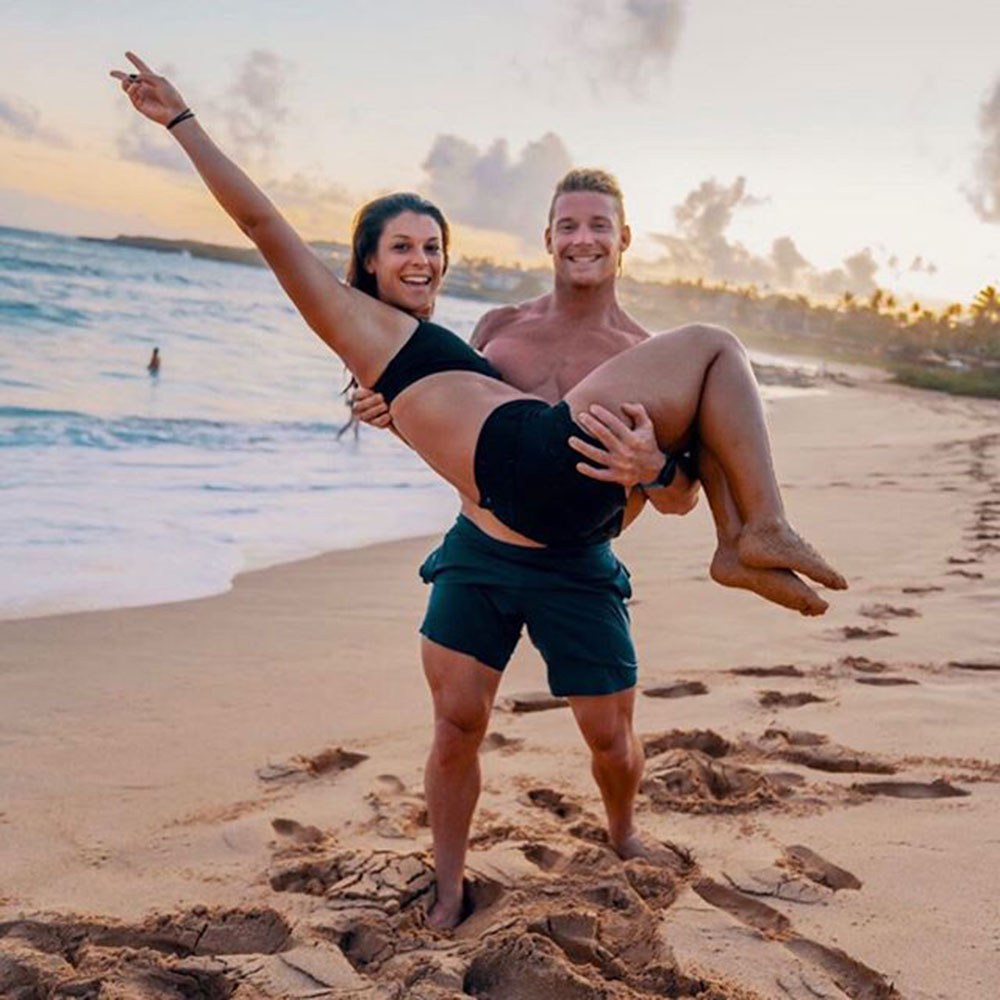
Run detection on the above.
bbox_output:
[613,832,694,874]
[711,545,829,616]
[738,520,848,591]
[426,889,465,931]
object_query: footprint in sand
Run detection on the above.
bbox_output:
[271,816,325,845]
[840,654,889,673]
[256,745,368,784]
[830,624,899,640]
[855,675,919,686]
[642,680,708,699]
[758,690,827,708]
[949,658,1000,672]
[782,844,862,891]
[858,603,920,620]
[947,556,981,565]
[972,541,1000,555]
[520,842,566,872]
[731,664,804,677]
[902,584,944,595]
[500,691,569,713]
[642,728,731,759]
[481,732,524,753]
[524,787,583,821]
[947,568,985,579]
[365,776,427,839]
[852,778,970,799]
[757,729,896,774]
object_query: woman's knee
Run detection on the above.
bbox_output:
[671,322,746,362]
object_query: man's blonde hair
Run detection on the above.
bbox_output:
[548,168,626,224]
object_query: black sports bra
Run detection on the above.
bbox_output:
[371,321,504,404]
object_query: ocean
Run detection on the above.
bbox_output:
[0,225,820,620]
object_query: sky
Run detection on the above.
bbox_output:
[2,0,999,305]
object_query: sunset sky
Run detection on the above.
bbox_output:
[2,0,999,304]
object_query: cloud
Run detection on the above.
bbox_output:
[810,248,879,298]
[221,50,291,164]
[648,175,884,297]
[573,0,685,96]
[0,94,69,147]
[771,236,810,288]
[651,176,773,285]
[421,132,573,243]
[966,76,1000,222]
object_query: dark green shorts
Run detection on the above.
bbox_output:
[419,516,637,697]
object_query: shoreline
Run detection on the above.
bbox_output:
[2,363,861,626]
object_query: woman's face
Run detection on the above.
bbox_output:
[365,211,445,318]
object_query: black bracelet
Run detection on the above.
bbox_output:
[166,108,195,130]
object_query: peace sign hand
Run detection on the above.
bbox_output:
[110,51,187,127]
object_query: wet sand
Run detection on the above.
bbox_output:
[2,376,998,999]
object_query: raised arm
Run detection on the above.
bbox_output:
[110,52,412,386]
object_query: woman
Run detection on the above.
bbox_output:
[110,54,844,595]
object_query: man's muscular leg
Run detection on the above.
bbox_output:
[422,637,502,930]
[568,688,646,856]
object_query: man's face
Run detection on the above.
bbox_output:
[545,191,631,287]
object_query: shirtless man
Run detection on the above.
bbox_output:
[354,169,737,929]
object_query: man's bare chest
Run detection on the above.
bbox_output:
[484,325,642,400]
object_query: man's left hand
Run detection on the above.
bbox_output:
[568,402,664,488]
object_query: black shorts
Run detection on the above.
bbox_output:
[419,516,637,697]
[474,399,627,547]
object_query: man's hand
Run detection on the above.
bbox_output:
[351,387,392,429]
[568,402,665,488]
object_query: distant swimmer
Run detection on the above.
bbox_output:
[335,379,361,441]
[147,347,161,375]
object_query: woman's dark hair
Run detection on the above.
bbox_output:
[346,192,450,301]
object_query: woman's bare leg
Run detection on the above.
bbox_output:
[562,323,846,591]
[698,447,829,615]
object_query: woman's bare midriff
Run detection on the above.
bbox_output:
[458,496,547,547]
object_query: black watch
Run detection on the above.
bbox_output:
[640,451,678,490]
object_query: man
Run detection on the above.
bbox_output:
[354,169,699,929]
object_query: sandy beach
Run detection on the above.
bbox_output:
[2,374,998,999]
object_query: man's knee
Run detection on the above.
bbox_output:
[590,727,636,768]
[431,710,489,768]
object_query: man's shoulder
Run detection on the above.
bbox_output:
[471,296,550,348]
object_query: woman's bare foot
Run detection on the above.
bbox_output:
[711,545,829,616]
[737,519,848,591]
